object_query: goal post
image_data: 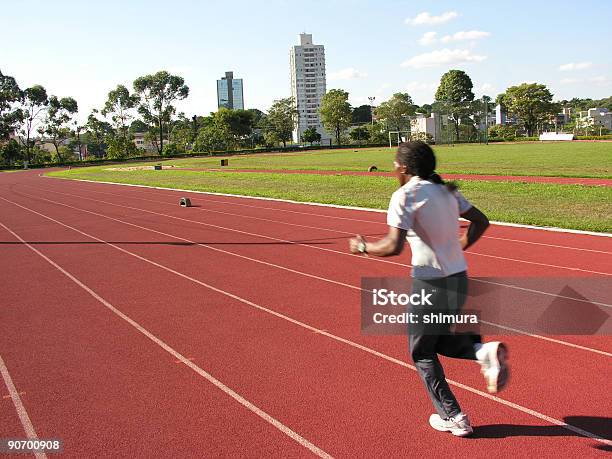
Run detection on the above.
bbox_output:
[388,131,410,148]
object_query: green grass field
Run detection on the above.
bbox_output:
[153,142,612,178]
[48,167,612,232]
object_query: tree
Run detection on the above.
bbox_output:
[435,70,475,140]
[367,122,388,144]
[129,119,150,134]
[301,127,321,145]
[418,104,433,116]
[0,70,23,141]
[19,85,48,162]
[246,108,267,128]
[319,89,353,145]
[498,83,556,136]
[167,115,197,152]
[0,139,23,165]
[102,85,138,139]
[264,97,297,147]
[85,110,112,157]
[349,126,371,143]
[375,93,416,132]
[488,124,517,141]
[133,71,189,155]
[106,137,138,159]
[246,109,267,147]
[215,108,254,148]
[40,96,78,163]
[352,104,372,124]
[194,120,228,152]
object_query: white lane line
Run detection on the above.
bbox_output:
[48,176,612,238]
[473,235,611,255]
[39,180,612,259]
[49,185,612,256]
[42,185,359,237]
[6,191,612,358]
[23,185,612,284]
[1,205,610,448]
[0,355,47,459]
[0,221,332,459]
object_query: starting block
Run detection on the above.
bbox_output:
[179,197,192,207]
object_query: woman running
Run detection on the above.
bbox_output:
[349,141,508,437]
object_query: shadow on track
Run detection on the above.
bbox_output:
[472,416,611,448]
[0,233,387,247]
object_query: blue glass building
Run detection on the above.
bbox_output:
[217,71,244,110]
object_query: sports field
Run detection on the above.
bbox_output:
[49,142,612,232]
[152,142,612,178]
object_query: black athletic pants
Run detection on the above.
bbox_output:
[408,271,482,419]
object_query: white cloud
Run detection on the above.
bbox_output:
[350,96,369,104]
[400,49,487,69]
[441,30,490,43]
[418,31,438,46]
[477,83,496,94]
[560,75,611,85]
[558,62,592,71]
[405,81,438,92]
[375,83,391,95]
[589,75,610,84]
[328,67,368,81]
[405,11,458,26]
[560,77,579,84]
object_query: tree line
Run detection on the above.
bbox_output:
[317,69,610,144]
[1,67,609,166]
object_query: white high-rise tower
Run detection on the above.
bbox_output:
[289,33,329,143]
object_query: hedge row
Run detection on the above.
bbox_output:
[1,143,390,170]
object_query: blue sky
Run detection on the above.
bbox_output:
[1,0,610,122]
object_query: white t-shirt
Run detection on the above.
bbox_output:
[386,176,472,279]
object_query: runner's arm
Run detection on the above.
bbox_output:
[459,206,489,250]
[349,227,407,257]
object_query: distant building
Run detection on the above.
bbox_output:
[290,33,329,143]
[217,71,244,110]
[410,113,439,142]
[578,107,612,130]
[495,104,506,125]
[132,132,168,153]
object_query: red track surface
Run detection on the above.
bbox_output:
[1,170,611,457]
[181,168,612,186]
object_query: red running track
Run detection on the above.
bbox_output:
[0,170,611,458]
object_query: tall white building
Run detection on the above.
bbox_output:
[290,33,329,143]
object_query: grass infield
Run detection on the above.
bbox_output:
[154,142,612,178]
[48,167,612,233]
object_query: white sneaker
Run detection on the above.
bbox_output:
[429,413,474,437]
[477,342,509,393]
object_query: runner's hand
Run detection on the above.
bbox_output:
[349,235,367,254]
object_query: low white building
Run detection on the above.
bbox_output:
[410,113,438,142]
[495,104,506,125]
[132,132,168,153]
[578,107,612,130]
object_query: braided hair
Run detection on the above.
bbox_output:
[396,141,457,192]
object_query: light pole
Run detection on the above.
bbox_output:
[482,96,489,145]
[368,96,375,126]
